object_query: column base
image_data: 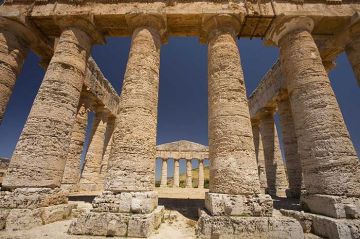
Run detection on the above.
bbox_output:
[0,188,75,231]
[205,192,273,216]
[197,209,304,238]
[301,193,360,219]
[281,209,360,239]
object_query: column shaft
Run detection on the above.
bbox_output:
[105,26,161,192]
[79,111,108,191]
[3,27,92,189]
[61,102,88,191]
[346,36,360,86]
[160,158,168,187]
[252,123,268,194]
[208,29,260,195]
[278,97,302,198]
[186,160,192,188]
[0,30,28,124]
[280,28,360,196]
[198,160,204,189]
[259,114,288,197]
[173,159,180,188]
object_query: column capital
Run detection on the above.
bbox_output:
[0,17,35,44]
[200,14,241,44]
[55,16,105,45]
[125,13,167,43]
[265,16,314,46]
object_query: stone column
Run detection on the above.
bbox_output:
[173,159,180,188]
[185,159,192,188]
[61,98,89,192]
[251,120,268,194]
[98,116,116,190]
[198,159,204,189]
[2,19,103,190]
[266,16,360,218]
[79,109,108,192]
[278,96,302,198]
[69,15,166,238]
[160,158,168,187]
[0,19,30,124]
[259,111,288,197]
[197,15,293,238]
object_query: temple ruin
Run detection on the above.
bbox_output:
[0,0,359,238]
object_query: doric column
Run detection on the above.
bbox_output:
[2,18,103,189]
[160,158,168,187]
[61,98,90,192]
[69,15,167,238]
[278,96,302,198]
[79,109,108,192]
[173,159,180,187]
[98,116,116,190]
[197,15,283,238]
[266,17,359,219]
[259,110,288,197]
[0,18,30,124]
[198,159,204,189]
[185,159,192,188]
[251,120,268,194]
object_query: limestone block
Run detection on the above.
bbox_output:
[130,191,158,214]
[301,194,360,219]
[280,209,313,233]
[0,188,68,209]
[41,203,75,224]
[205,192,273,217]
[0,209,10,229]
[197,209,304,238]
[128,213,154,238]
[6,208,43,231]
[92,191,132,213]
[153,206,165,229]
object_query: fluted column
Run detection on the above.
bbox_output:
[185,159,192,188]
[0,19,30,124]
[204,15,261,196]
[278,96,302,198]
[98,116,115,190]
[198,159,204,189]
[3,19,103,189]
[61,99,89,192]
[173,159,180,188]
[160,158,168,187]
[104,15,165,193]
[251,121,268,194]
[79,109,108,192]
[259,111,288,197]
[267,17,360,197]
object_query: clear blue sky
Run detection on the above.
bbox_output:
[0,37,359,180]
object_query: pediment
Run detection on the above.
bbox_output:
[156,140,208,152]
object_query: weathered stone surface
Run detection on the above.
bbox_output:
[0,209,9,230]
[280,209,314,233]
[0,188,67,209]
[205,192,273,217]
[271,16,360,197]
[61,102,88,192]
[0,22,29,124]
[278,96,302,199]
[2,26,93,189]
[259,112,288,198]
[79,110,108,192]
[301,194,360,219]
[68,206,164,237]
[92,191,158,214]
[198,160,204,189]
[252,122,268,194]
[41,203,76,225]
[173,159,180,188]
[105,16,163,192]
[206,14,260,195]
[197,209,304,238]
